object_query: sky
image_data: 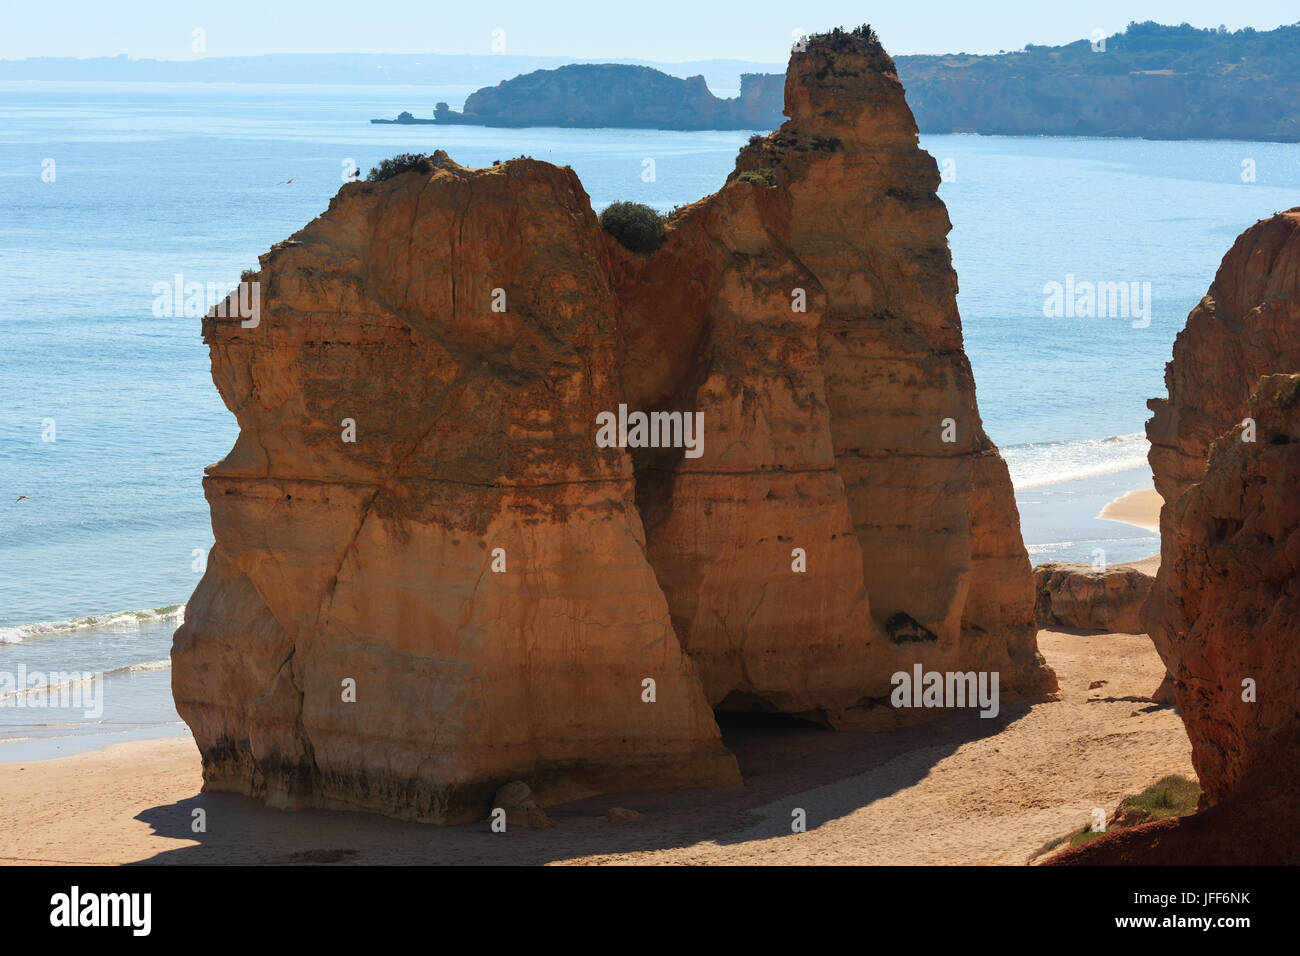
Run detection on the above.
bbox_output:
[3,1,1297,62]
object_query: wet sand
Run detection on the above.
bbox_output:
[1098,487,1163,533]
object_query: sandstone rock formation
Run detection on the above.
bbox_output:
[1149,373,1300,804]
[173,27,1055,823]
[1062,212,1300,863]
[1146,209,1300,534]
[1032,562,1152,633]
[1145,209,1300,690]
[1055,376,1300,865]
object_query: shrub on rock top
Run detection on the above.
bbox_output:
[366,153,435,183]
[599,201,666,254]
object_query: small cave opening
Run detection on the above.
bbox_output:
[714,691,834,737]
[713,692,834,783]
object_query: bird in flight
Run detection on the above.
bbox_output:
[14,495,30,503]
[277,178,295,185]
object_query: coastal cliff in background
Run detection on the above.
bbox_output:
[174,27,1054,824]
[407,65,783,130]
[375,23,1300,140]
[901,21,1300,140]
[1057,210,1300,865]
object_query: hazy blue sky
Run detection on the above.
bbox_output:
[4,1,1297,62]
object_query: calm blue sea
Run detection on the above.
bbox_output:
[1,81,1297,757]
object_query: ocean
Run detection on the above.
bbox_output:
[2,80,1298,759]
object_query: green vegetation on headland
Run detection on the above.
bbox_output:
[373,22,1300,141]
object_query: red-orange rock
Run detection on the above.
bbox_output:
[1144,209,1300,804]
[1148,373,1300,805]
[1066,213,1300,863]
[173,27,1054,823]
[1144,209,1300,701]
[1146,209,1300,516]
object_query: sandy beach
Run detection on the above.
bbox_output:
[0,628,1192,866]
[1098,487,1163,533]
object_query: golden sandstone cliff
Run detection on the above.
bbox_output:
[173,28,1055,823]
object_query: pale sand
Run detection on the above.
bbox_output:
[0,630,1192,866]
[1098,487,1163,533]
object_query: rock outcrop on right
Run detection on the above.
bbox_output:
[1144,208,1300,693]
[1151,373,1300,804]
[1054,375,1300,865]
[1061,210,1300,864]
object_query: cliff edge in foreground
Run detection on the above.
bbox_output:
[174,27,1054,823]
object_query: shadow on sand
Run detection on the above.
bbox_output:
[131,703,1037,865]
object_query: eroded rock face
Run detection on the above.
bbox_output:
[1146,209,1300,529]
[1059,374,1300,865]
[1144,209,1300,700]
[1144,208,1300,801]
[1033,563,1152,633]
[173,29,1054,823]
[1149,374,1300,804]
[1067,212,1300,863]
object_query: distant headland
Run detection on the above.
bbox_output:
[372,22,1300,140]
[373,63,784,131]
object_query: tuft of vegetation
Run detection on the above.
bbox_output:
[1119,774,1201,819]
[599,201,666,254]
[366,152,435,183]
[733,168,776,186]
[240,268,258,283]
[1035,774,1201,859]
[815,24,880,47]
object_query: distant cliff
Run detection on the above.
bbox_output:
[393,63,784,130]
[900,21,1300,141]
[377,22,1300,140]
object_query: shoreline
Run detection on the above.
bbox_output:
[0,629,1192,866]
[1097,487,1163,533]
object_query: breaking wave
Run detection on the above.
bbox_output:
[0,605,184,645]
[1003,433,1149,491]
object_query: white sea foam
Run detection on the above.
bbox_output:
[0,605,185,645]
[1003,433,1150,491]
[0,659,170,705]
